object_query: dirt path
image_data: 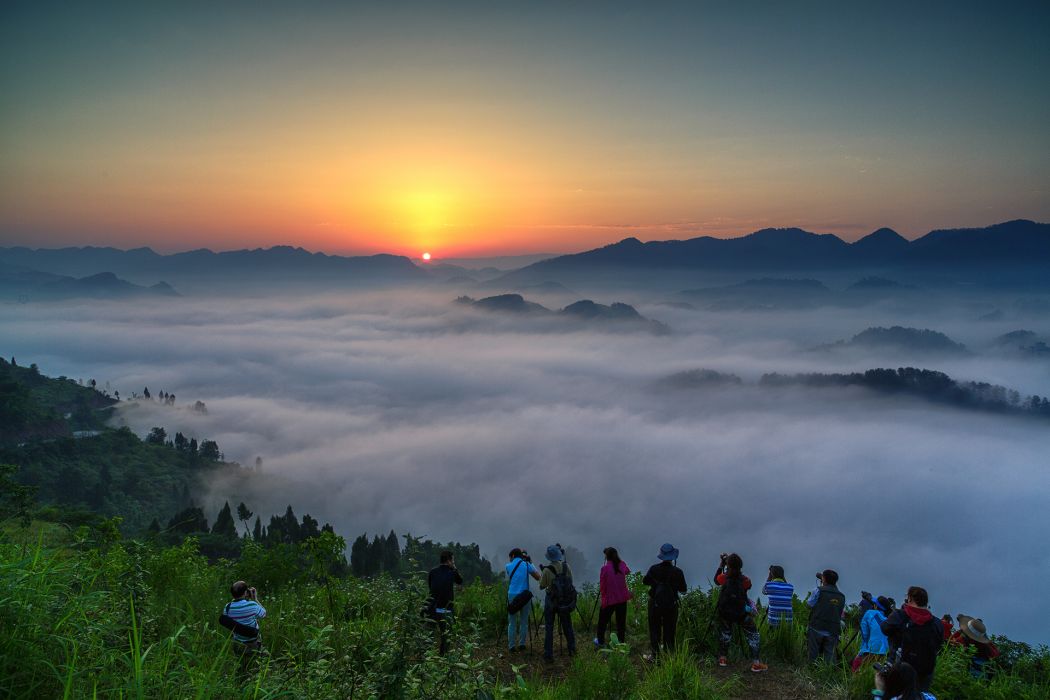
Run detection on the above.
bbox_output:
[484,640,842,699]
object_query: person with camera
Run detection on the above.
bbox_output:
[222,580,267,676]
[505,547,540,653]
[641,543,687,661]
[880,586,944,693]
[714,552,766,672]
[427,550,463,655]
[805,569,845,663]
[539,543,577,662]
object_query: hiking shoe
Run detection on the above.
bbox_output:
[750,661,768,673]
[642,653,655,662]
[718,656,728,667]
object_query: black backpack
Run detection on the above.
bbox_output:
[716,574,747,621]
[649,567,680,609]
[549,563,578,613]
[897,615,943,676]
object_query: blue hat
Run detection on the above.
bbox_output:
[657,543,679,561]
[546,545,564,562]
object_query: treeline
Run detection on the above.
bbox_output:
[351,531,497,583]
[154,499,496,583]
[761,367,1050,417]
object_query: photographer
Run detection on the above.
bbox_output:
[538,544,577,662]
[427,551,463,655]
[223,580,267,676]
[505,548,540,653]
[805,569,845,663]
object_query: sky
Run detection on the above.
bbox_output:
[2,1,1049,257]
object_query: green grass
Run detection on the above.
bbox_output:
[1,525,1046,699]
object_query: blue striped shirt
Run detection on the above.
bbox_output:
[225,599,266,642]
[762,579,794,624]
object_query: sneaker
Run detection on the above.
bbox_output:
[642,653,655,662]
[718,656,728,667]
[750,661,768,673]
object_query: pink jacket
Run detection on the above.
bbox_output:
[599,561,633,608]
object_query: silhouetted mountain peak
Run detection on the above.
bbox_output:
[852,228,909,255]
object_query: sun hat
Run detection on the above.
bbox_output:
[657,543,679,561]
[545,544,564,562]
[957,614,991,644]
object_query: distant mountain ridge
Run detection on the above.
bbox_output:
[0,263,179,301]
[498,219,1050,283]
[0,245,426,290]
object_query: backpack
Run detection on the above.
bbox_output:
[649,566,680,609]
[897,615,942,676]
[716,574,747,621]
[549,563,578,613]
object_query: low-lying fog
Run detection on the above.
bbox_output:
[3,289,1048,643]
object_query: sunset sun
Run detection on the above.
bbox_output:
[421,252,431,261]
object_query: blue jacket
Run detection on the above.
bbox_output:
[859,608,889,655]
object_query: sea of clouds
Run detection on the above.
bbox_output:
[3,289,1048,642]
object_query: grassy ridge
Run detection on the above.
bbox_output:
[1,522,1046,700]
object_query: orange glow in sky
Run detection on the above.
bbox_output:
[1,5,1047,257]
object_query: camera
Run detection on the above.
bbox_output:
[521,551,531,563]
[247,586,257,601]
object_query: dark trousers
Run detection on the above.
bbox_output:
[429,611,450,655]
[648,604,678,657]
[596,602,627,645]
[233,639,263,681]
[544,607,576,659]
[718,616,761,659]
[807,628,838,662]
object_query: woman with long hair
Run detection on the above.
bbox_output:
[594,546,632,647]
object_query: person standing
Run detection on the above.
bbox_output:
[881,586,945,692]
[642,543,687,661]
[594,546,632,647]
[538,544,577,662]
[805,569,846,663]
[852,595,891,672]
[427,550,463,655]
[715,553,767,672]
[761,565,794,627]
[505,548,540,653]
[223,580,267,678]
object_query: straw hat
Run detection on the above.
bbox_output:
[956,614,991,644]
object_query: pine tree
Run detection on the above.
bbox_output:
[381,530,401,575]
[350,534,370,577]
[252,516,262,541]
[211,501,237,539]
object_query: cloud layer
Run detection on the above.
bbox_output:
[3,290,1048,642]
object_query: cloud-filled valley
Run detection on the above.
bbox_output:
[3,288,1048,643]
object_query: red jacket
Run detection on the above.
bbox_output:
[949,630,1000,660]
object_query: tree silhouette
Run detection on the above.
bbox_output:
[211,501,237,539]
[236,502,254,538]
